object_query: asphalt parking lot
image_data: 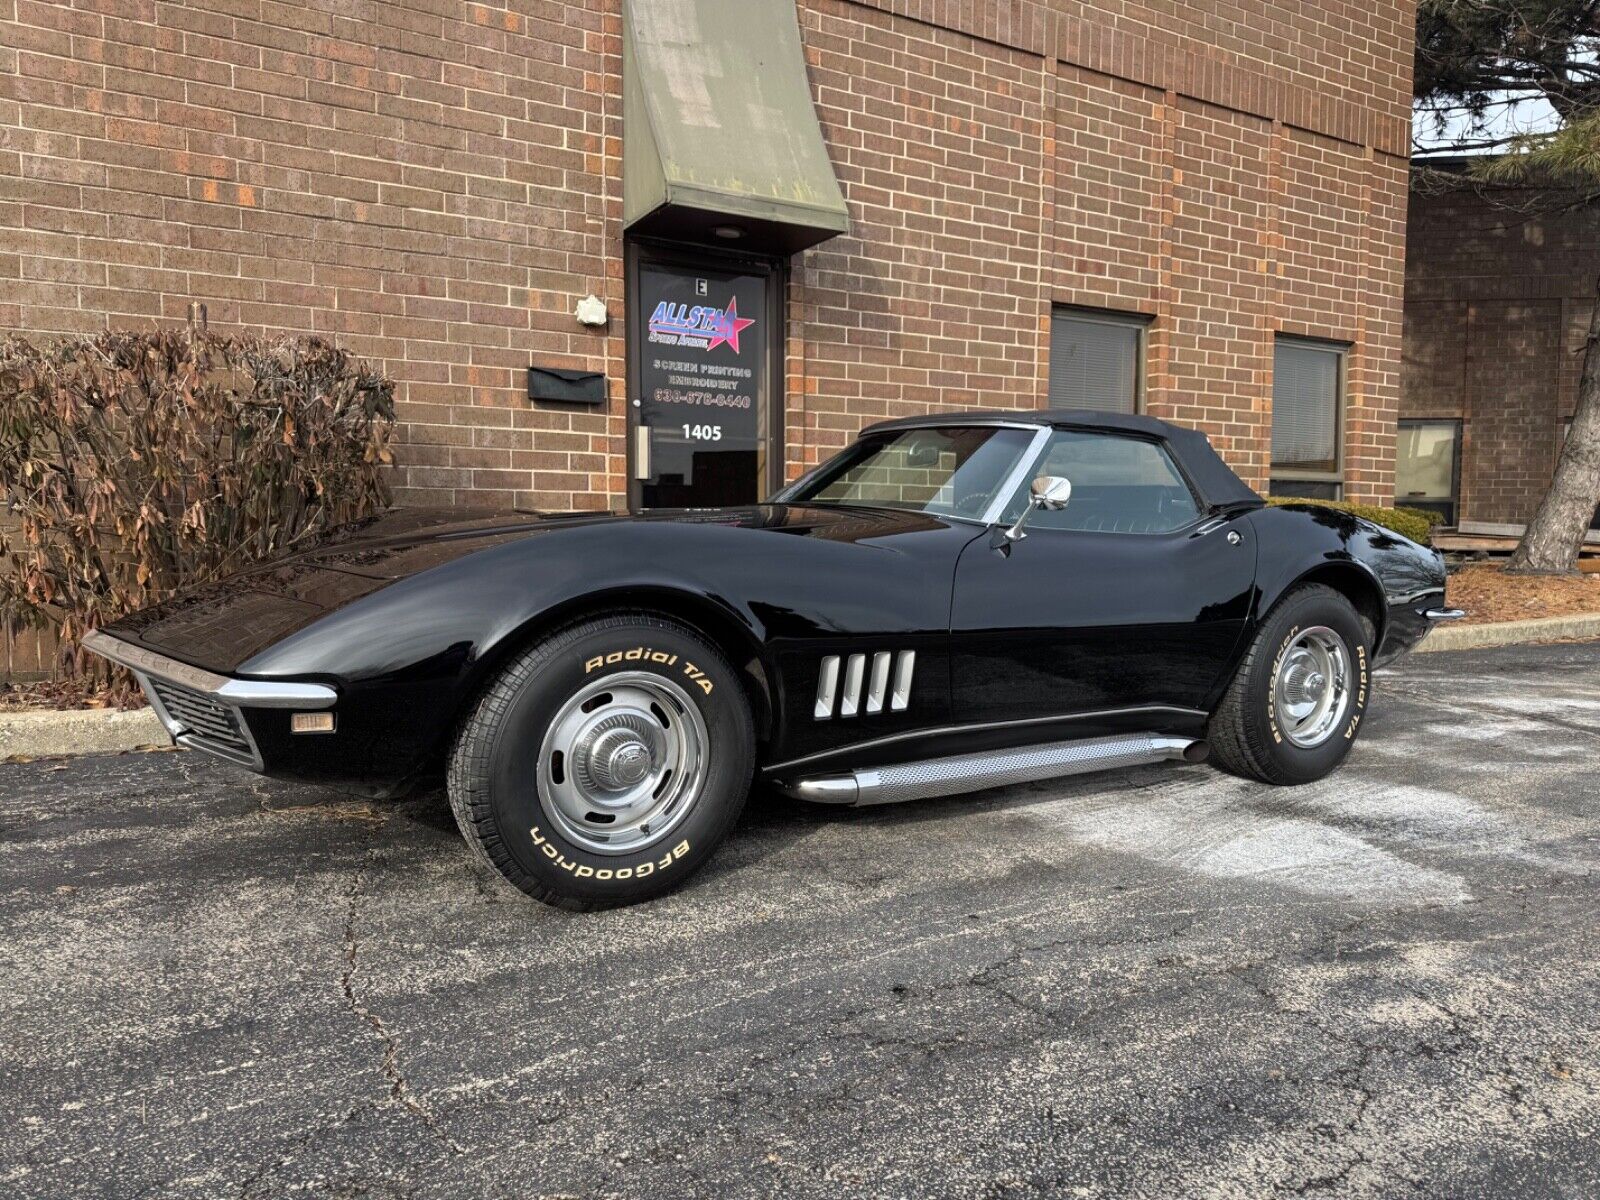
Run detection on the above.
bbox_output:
[2,642,1598,1199]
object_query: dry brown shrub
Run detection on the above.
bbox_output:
[0,329,395,693]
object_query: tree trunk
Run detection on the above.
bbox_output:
[1506,275,1600,575]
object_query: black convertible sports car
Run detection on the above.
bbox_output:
[86,410,1461,908]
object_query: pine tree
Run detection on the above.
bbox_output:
[1415,0,1600,573]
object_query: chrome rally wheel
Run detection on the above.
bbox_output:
[537,672,709,855]
[1207,583,1371,785]
[447,613,754,910]
[1271,626,1351,749]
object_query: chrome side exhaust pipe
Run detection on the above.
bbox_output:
[777,733,1208,807]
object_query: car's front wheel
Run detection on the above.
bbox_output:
[448,613,754,909]
[1207,583,1371,784]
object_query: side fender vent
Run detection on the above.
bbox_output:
[815,650,914,720]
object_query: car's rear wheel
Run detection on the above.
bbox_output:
[1207,584,1371,784]
[448,613,754,909]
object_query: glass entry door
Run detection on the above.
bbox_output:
[1395,419,1460,526]
[628,245,782,509]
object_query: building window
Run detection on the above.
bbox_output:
[1049,308,1146,414]
[1270,337,1345,499]
[1395,419,1460,526]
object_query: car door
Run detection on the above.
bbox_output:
[756,423,1040,771]
[949,427,1256,734]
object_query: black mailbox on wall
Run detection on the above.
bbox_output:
[528,366,606,406]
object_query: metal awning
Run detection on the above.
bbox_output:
[623,0,849,254]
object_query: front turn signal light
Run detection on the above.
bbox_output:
[290,712,336,734]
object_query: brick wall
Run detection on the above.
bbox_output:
[790,1,1413,494]
[0,0,628,514]
[1402,179,1600,525]
[1,0,1412,508]
[793,1,1050,465]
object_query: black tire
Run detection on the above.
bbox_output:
[1207,584,1372,785]
[448,613,754,910]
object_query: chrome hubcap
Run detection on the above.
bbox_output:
[1273,626,1352,749]
[576,719,658,792]
[537,672,708,855]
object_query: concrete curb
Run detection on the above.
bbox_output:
[1418,612,1600,653]
[0,707,169,760]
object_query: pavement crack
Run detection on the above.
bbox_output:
[340,847,464,1156]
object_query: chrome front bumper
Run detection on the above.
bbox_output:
[1424,608,1467,622]
[81,630,336,770]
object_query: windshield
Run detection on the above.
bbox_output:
[783,425,1035,520]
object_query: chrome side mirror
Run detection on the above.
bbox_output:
[1001,475,1071,541]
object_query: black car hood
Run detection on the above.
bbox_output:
[252,503,944,579]
[105,503,947,672]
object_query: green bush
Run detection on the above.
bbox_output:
[1264,495,1442,545]
[0,329,395,691]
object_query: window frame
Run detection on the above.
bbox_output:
[1270,335,1348,497]
[774,423,1044,525]
[1049,306,1151,416]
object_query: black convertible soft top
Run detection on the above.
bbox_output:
[861,408,1263,510]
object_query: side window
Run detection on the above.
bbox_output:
[1012,430,1200,534]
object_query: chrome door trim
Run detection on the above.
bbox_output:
[978,426,1054,527]
[633,424,652,481]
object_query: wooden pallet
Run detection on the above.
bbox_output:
[1434,532,1600,557]
[1455,521,1600,546]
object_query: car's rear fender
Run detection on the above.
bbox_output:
[1243,505,1446,667]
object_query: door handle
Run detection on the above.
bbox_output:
[634,424,651,480]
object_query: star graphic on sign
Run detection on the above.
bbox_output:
[704,297,756,354]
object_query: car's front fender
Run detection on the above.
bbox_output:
[234,515,969,789]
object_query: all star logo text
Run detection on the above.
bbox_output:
[647,297,755,354]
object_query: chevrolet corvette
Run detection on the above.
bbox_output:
[85,410,1460,908]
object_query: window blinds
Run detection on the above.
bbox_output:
[1271,341,1341,474]
[1049,312,1140,413]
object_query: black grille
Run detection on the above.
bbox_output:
[149,679,254,763]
